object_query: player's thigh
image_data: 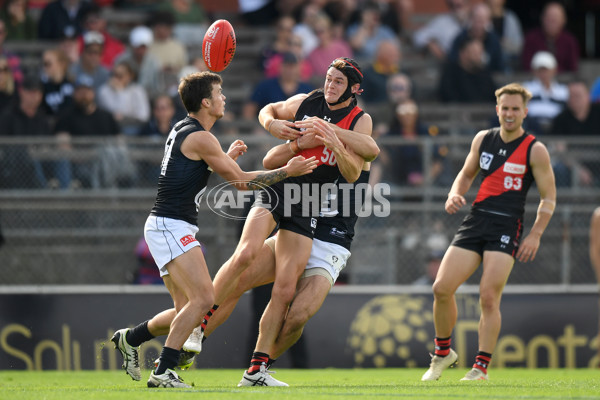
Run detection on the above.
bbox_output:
[164,246,214,302]
[290,274,332,321]
[235,206,277,255]
[480,250,514,295]
[434,245,482,294]
[274,229,313,281]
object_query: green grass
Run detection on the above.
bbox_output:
[1,368,599,400]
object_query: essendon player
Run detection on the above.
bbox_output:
[205,58,378,386]
[422,83,556,382]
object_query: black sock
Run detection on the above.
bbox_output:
[155,346,180,375]
[126,320,154,347]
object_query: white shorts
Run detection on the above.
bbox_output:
[265,236,351,287]
[144,215,201,277]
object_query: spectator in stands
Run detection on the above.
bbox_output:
[156,0,207,46]
[346,1,396,63]
[0,76,63,189]
[0,19,23,87]
[264,32,312,82]
[54,75,120,188]
[439,38,496,103]
[41,48,74,119]
[137,94,176,185]
[38,0,91,40]
[147,10,188,75]
[412,0,470,62]
[484,0,523,69]
[97,61,150,136]
[307,13,352,78]
[522,51,568,134]
[0,0,37,40]
[55,75,119,137]
[359,39,403,105]
[137,94,176,138]
[590,77,600,103]
[292,3,320,57]
[69,31,110,94]
[448,3,505,72]
[260,15,296,73]
[369,0,414,36]
[0,76,50,137]
[77,5,125,69]
[58,29,79,65]
[521,2,579,72]
[547,81,598,187]
[243,52,313,123]
[550,81,600,136]
[114,25,162,99]
[0,56,16,112]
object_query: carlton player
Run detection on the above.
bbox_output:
[207,58,378,386]
[421,83,556,381]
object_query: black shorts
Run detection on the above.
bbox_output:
[451,210,523,257]
[253,187,317,239]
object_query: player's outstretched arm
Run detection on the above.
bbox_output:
[259,93,308,140]
[295,114,379,162]
[515,142,557,263]
[182,130,318,190]
[445,130,485,214]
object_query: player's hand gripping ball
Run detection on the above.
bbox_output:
[202,19,236,72]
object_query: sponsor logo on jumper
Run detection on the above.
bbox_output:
[503,162,526,174]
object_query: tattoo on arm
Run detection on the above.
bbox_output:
[247,169,289,190]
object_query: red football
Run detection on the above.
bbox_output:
[202,19,236,73]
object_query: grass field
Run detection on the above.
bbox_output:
[1,368,599,400]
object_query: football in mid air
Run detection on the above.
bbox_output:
[202,19,236,72]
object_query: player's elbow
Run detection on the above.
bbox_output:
[344,170,361,183]
[363,143,380,162]
[262,155,278,170]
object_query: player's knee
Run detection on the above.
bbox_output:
[432,280,454,300]
[479,289,500,312]
[285,309,310,331]
[189,290,215,313]
[232,246,259,270]
[270,284,296,305]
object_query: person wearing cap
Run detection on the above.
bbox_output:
[68,30,110,94]
[0,75,53,188]
[115,25,163,99]
[522,51,568,134]
[76,5,125,69]
[242,51,313,123]
[521,2,579,72]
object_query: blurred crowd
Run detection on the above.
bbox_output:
[0,0,599,190]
